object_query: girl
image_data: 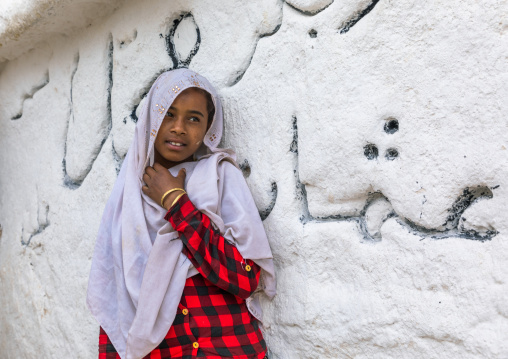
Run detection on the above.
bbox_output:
[87,69,276,359]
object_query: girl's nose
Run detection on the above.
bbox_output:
[170,117,186,134]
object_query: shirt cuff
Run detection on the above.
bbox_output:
[164,193,192,226]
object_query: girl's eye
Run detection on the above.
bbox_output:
[165,112,174,118]
[189,117,200,122]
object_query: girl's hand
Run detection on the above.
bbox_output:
[142,163,186,210]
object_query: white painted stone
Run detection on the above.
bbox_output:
[0,0,507,358]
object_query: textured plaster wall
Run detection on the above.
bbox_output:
[0,0,507,358]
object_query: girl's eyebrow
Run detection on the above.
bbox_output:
[188,110,205,117]
[168,107,204,118]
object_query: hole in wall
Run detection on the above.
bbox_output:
[384,117,399,134]
[385,148,399,160]
[364,143,379,160]
[308,29,318,38]
[239,159,251,178]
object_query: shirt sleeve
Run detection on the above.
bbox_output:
[165,194,261,299]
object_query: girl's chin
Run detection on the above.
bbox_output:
[154,148,194,167]
[161,153,193,165]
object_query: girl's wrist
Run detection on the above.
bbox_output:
[162,190,185,210]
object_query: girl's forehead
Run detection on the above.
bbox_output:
[171,87,207,105]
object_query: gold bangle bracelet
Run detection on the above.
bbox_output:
[160,188,185,207]
[171,192,187,208]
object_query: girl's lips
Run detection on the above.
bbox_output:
[165,140,186,151]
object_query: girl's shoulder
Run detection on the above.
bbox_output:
[199,151,241,174]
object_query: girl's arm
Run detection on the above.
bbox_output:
[165,194,261,299]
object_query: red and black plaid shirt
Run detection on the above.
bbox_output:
[99,194,267,359]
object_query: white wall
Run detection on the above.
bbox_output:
[0,0,507,358]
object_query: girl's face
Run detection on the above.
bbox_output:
[154,87,210,169]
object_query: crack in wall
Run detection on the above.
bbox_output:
[339,0,381,34]
[63,35,114,189]
[291,115,496,242]
[62,52,80,189]
[21,204,49,246]
[11,70,50,120]
[259,182,278,221]
[111,139,123,175]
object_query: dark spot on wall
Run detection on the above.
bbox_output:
[239,159,251,178]
[364,143,378,160]
[339,0,381,34]
[308,29,318,38]
[385,148,398,160]
[289,116,298,153]
[384,117,399,134]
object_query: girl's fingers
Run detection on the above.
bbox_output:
[141,185,149,193]
[145,166,156,177]
[153,162,166,173]
[177,168,186,181]
[142,173,150,182]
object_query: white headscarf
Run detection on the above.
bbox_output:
[87,69,276,359]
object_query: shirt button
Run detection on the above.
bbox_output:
[193,342,199,349]
[245,265,251,272]
[182,308,188,315]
